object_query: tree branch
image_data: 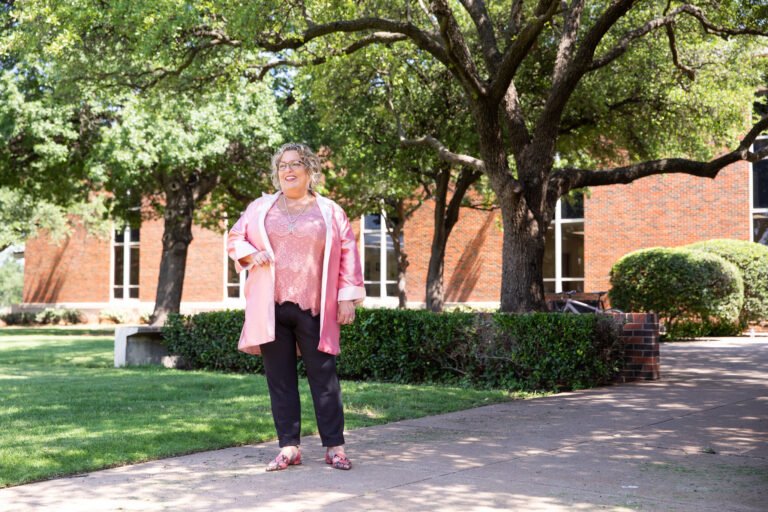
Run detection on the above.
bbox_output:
[505,0,524,42]
[502,83,532,158]
[665,24,695,80]
[400,134,487,172]
[458,0,502,72]
[296,0,314,27]
[382,74,486,172]
[678,4,768,38]
[589,4,768,73]
[252,17,451,70]
[558,96,644,135]
[489,0,560,104]
[445,166,483,232]
[552,0,586,85]
[429,0,487,96]
[532,0,634,150]
[588,10,676,71]
[246,32,408,80]
[550,116,768,195]
[417,0,440,32]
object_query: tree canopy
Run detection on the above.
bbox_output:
[4,0,768,312]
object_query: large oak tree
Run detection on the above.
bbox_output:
[7,0,768,312]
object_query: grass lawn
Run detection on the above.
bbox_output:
[0,327,529,487]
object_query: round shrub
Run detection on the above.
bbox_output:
[686,239,768,325]
[609,247,744,335]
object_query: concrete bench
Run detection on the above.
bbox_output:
[114,325,186,368]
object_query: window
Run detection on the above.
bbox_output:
[544,194,585,293]
[752,138,768,245]
[226,257,248,299]
[361,213,402,298]
[113,226,140,299]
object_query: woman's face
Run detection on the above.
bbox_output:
[278,150,311,195]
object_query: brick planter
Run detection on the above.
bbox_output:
[614,312,660,382]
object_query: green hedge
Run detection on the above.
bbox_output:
[685,239,768,326]
[609,247,743,338]
[163,308,624,392]
[163,310,264,373]
[1,308,82,325]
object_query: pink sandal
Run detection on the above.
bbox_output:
[266,448,301,472]
[325,451,352,470]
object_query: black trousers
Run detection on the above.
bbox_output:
[260,301,345,448]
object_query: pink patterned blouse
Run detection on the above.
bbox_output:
[265,199,326,316]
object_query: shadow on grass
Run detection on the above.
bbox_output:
[0,328,517,487]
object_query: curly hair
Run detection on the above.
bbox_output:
[270,142,323,191]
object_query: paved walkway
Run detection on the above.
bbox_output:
[2,338,766,511]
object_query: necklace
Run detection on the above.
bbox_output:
[281,194,312,234]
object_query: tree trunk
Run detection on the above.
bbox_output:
[498,199,548,312]
[384,202,409,308]
[150,177,195,325]
[425,167,451,312]
[425,238,447,312]
[425,166,481,312]
[391,223,408,308]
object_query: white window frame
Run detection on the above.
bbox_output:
[545,198,585,293]
[223,232,248,303]
[751,136,768,245]
[360,212,399,299]
[111,225,140,301]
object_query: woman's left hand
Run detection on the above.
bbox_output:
[337,300,356,325]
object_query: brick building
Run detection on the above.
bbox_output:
[19,143,768,319]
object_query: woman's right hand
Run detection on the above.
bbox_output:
[241,251,273,268]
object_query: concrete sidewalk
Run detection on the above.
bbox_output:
[2,338,766,512]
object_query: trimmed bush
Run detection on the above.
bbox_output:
[163,310,263,373]
[491,313,622,390]
[1,309,82,325]
[98,309,129,324]
[35,308,83,325]
[163,308,624,392]
[609,247,743,338]
[0,311,37,325]
[686,239,768,325]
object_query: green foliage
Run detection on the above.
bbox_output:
[338,308,477,384]
[35,308,82,325]
[1,308,82,325]
[0,187,111,251]
[609,248,744,338]
[0,71,91,204]
[0,257,22,306]
[490,313,623,391]
[97,309,130,325]
[685,239,768,325]
[6,1,766,313]
[90,83,284,227]
[0,312,36,325]
[163,310,263,373]
[165,308,624,392]
[668,318,743,339]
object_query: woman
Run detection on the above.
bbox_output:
[227,143,365,472]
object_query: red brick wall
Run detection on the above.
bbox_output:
[585,161,750,292]
[22,159,751,309]
[138,217,226,303]
[404,201,503,304]
[23,222,111,303]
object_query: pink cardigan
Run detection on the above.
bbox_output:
[227,192,365,355]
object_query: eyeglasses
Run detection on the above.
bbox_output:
[277,160,306,172]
